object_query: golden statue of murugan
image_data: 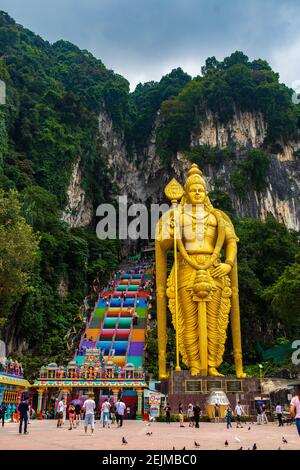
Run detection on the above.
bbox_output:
[155,164,246,379]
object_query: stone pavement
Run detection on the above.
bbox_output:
[0,420,299,450]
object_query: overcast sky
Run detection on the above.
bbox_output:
[1,0,300,91]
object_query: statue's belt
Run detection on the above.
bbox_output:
[179,253,220,267]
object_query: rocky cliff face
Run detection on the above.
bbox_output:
[98,108,300,231]
[62,157,93,227]
[65,108,299,231]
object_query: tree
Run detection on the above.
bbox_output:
[0,189,40,328]
[263,258,300,326]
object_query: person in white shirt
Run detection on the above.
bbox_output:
[290,385,300,437]
[83,393,96,434]
[57,398,66,428]
[234,402,244,428]
[116,399,126,428]
[101,398,111,428]
[275,402,283,427]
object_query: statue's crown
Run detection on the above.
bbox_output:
[187,163,203,178]
[185,164,206,191]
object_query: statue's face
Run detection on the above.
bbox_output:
[187,183,206,205]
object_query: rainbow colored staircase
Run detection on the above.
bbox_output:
[74,264,152,372]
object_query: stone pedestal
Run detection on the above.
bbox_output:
[161,371,264,418]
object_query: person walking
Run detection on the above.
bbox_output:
[0,403,7,427]
[179,402,185,427]
[164,403,171,424]
[110,402,116,425]
[193,403,201,429]
[234,401,244,428]
[214,403,220,423]
[18,398,29,435]
[116,398,126,427]
[290,384,300,437]
[75,403,81,427]
[256,404,263,425]
[101,398,111,428]
[83,393,96,434]
[276,402,283,427]
[226,406,233,429]
[68,403,75,430]
[187,403,194,427]
[261,404,268,424]
[57,398,66,428]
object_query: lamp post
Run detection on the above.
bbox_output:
[258,364,263,392]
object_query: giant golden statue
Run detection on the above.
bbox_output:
[156,164,246,379]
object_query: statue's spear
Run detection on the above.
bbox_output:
[164,179,184,372]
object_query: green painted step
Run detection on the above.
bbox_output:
[136,308,147,318]
[103,318,118,328]
[93,308,106,318]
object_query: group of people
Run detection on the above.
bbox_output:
[56,394,128,434]
[164,402,202,428]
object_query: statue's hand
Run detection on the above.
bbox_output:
[211,263,232,278]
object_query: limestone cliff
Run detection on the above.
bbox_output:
[98,108,300,231]
[62,157,93,227]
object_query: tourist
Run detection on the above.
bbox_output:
[57,398,66,428]
[234,401,244,428]
[0,403,7,427]
[68,403,75,430]
[226,406,233,429]
[256,404,263,425]
[116,398,126,427]
[276,402,283,427]
[18,398,29,435]
[193,403,201,429]
[83,393,96,434]
[261,404,268,424]
[178,402,184,427]
[110,402,116,425]
[214,403,220,423]
[164,403,171,424]
[101,398,111,428]
[290,384,300,437]
[187,403,194,427]
[75,403,81,426]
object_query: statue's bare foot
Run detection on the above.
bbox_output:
[237,370,247,379]
[208,367,224,377]
[190,368,201,377]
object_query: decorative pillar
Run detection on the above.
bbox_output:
[137,389,143,421]
[37,388,44,412]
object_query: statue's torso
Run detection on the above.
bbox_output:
[181,209,217,254]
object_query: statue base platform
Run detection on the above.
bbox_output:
[160,371,268,418]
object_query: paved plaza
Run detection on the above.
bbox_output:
[0,420,299,450]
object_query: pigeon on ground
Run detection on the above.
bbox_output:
[146,432,152,436]
[282,437,288,444]
[248,427,251,431]
[252,443,257,451]
[172,447,175,450]
[122,437,128,445]
[237,447,243,451]
[182,446,186,450]
[225,440,229,446]
[235,437,241,443]
[194,441,200,448]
